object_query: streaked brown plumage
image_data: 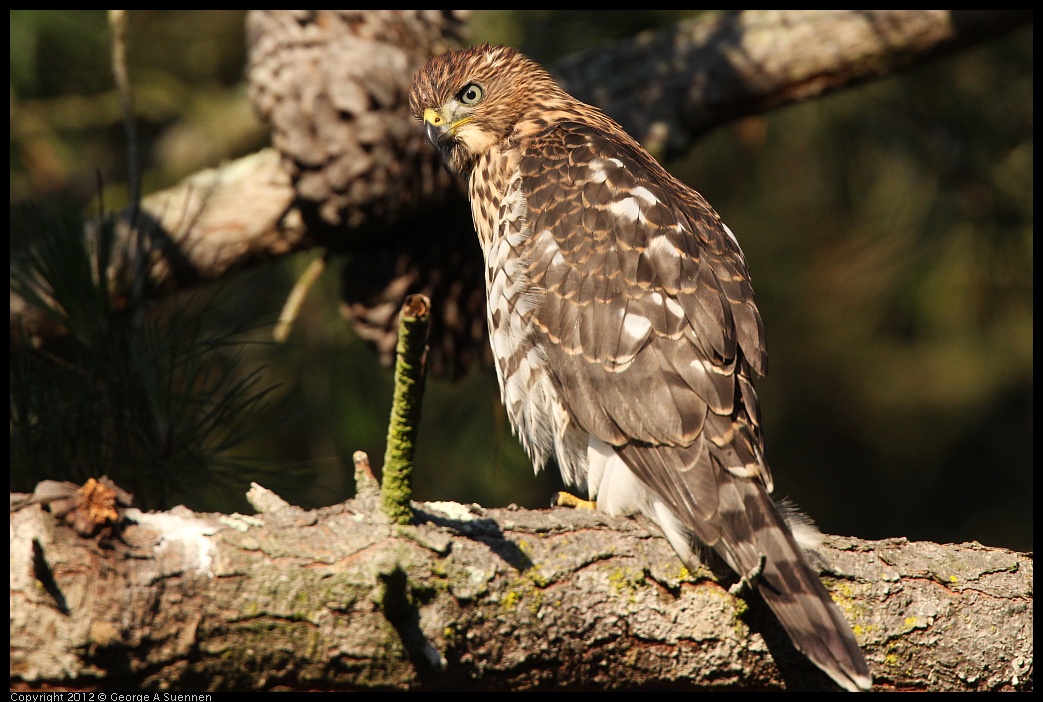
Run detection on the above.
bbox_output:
[409,43,870,691]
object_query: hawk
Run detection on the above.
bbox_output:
[409,44,871,691]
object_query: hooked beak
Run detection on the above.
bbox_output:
[422,106,475,176]
[423,108,451,149]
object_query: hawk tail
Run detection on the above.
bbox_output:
[715,473,871,691]
[614,441,871,690]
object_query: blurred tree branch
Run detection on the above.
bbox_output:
[9,488,1033,691]
[554,10,1034,160]
[10,10,1031,351]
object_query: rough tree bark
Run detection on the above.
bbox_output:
[9,485,1033,691]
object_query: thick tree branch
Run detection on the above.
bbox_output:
[555,10,1034,159]
[10,148,304,345]
[10,10,1032,347]
[9,490,1033,691]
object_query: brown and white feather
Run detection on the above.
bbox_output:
[409,43,870,691]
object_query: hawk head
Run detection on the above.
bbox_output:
[408,44,571,178]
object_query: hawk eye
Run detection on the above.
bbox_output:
[459,83,483,106]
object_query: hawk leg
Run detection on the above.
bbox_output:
[551,491,597,510]
[728,552,767,597]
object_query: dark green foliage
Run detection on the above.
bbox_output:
[10,204,282,510]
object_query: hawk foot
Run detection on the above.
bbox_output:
[728,552,767,597]
[551,491,597,510]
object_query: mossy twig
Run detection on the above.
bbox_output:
[380,295,431,524]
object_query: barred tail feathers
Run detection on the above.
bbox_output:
[611,441,871,691]
[714,470,871,691]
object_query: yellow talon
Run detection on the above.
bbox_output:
[551,491,597,510]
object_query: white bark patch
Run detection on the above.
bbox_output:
[130,508,218,577]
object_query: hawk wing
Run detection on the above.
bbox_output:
[517,122,870,691]
[519,121,768,483]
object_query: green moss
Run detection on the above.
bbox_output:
[527,568,550,589]
[607,566,646,595]
[731,596,749,617]
[501,590,521,610]
[852,623,876,638]
[499,565,552,617]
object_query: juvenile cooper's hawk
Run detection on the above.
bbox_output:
[409,44,871,691]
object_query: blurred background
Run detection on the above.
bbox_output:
[10,11,1032,552]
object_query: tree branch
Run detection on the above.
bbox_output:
[9,490,1032,691]
[554,10,1034,159]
